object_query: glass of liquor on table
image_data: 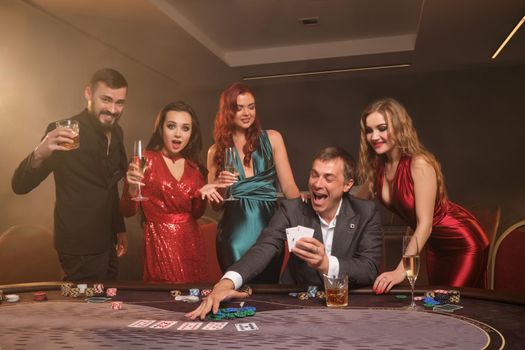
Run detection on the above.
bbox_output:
[323,274,348,307]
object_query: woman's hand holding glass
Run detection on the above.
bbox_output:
[127,140,149,201]
[126,162,146,199]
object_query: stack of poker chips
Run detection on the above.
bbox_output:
[420,289,461,307]
[170,290,182,298]
[289,286,325,301]
[106,288,117,297]
[33,291,47,302]
[84,288,95,297]
[0,289,3,303]
[207,307,256,321]
[93,284,105,295]
[61,283,80,298]
[448,290,461,304]
[4,294,20,303]
[201,289,211,297]
[189,288,200,296]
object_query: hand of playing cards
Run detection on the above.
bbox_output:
[286,226,315,252]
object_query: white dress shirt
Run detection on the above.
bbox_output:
[224,199,343,289]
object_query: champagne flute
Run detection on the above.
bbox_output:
[223,147,239,201]
[131,140,148,201]
[402,234,420,310]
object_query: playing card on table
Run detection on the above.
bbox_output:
[433,304,464,312]
[202,322,229,330]
[235,322,259,331]
[285,225,315,252]
[128,320,156,328]
[150,320,178,329]
[177,322,203,330]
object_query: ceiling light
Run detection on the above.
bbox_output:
[492,15,525,59]
[242,63,411,81]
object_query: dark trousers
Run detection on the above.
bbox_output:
[58,245,118,281]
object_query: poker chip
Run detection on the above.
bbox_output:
[5,294,20,303]
[189,288,200,296]
[111,301,123,310]
[395,295,408,299]
[77,284,87,293]
[170,290,182,297]
[61,283,74,297]
[315,291,326,299]
[207,306,257,321]
[84,288,95,297]
[298,292,309,300]
[307,286,318,298]
[423,297,439,305]
[93,284,105,295]
[448,290,461,304]
[288,292,298,297]
[106,288,117,297]
[174,295,199,303]
[33,291,47,302]
[414,296,424,301]
[0,289,4,302]
[70,288,81,298]
[201,289,211,297]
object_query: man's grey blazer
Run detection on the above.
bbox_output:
[229,195,382,287]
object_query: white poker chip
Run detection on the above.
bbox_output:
[174,295,199,303]
[5,294,20,303]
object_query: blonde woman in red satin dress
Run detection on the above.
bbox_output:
[120,101,224,282]
[356,98,489,292]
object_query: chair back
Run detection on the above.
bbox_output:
[490,220,525,293]
[468,204,501,287]
[197,217,223,283]
[0,225,63,284]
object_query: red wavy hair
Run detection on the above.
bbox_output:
[213,82,261,177]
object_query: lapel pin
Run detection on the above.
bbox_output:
[350,223,355,229]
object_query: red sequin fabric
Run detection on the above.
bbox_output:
[120,151,208,282]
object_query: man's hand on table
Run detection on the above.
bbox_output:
[185,279,251,320]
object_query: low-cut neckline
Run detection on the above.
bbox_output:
[161,153,186,182]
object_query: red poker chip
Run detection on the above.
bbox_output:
[33,291,48,301]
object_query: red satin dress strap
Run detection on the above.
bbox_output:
[376,156,489,288]
[120,151,208,283]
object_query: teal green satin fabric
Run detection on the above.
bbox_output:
[216,131,283,283]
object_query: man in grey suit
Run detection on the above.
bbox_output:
[187,147,382,320]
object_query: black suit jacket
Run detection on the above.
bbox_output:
[230,195,382,287]
[11,109,127,255]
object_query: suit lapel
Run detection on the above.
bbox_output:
[331,197,359,258]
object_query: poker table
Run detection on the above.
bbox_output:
[1,282,524,350]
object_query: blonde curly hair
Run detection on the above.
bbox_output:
[357,98,447,202]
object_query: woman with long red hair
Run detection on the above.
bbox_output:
[209,82,301,283]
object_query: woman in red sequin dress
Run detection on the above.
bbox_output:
[120,101,224,282]
[357,98,489,292]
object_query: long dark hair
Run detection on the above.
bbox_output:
[147,101,207,177]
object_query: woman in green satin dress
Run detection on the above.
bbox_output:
[208,82,301,283]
